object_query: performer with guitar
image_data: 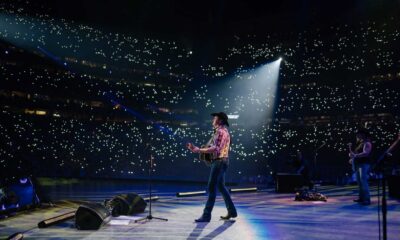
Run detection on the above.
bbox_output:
[348,141,364,179]
[187,112,237,222]
[348,129,372,205]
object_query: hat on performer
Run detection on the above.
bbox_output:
[211,112,229,127]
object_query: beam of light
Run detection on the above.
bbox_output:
[36,45,183,140]
[0,13,180,79]
[226,59,281,126]
[37,46,70,70]
[190,59,281,128]
[154,57,281,127]
[0,12,194,141]
[0,13,64,55]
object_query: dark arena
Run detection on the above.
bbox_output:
[1,0,400,239]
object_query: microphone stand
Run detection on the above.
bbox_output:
[312,142,325,192]
[135,141,168,223]
[375,151,389,240]
[375,134,399,240]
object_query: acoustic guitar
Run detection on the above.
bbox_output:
[198,144,217,167]
[187,135,217,167]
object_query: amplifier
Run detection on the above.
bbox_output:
[388,175,400,199]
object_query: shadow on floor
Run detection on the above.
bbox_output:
[187,220,235,240]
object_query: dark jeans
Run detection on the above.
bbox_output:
[202,160,237,218]
[355,163,371,202]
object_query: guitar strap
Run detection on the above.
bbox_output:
[206,135,214,147]
[206,130,218,160]
[207,128,219,147]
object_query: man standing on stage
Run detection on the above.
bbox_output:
[294,150,314,190]
[349,129,372,205]
[187,112,237,222]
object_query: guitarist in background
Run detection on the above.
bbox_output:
[187,112,237,222]
[349,129,372,205]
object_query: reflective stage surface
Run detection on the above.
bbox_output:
[1,181,399,240]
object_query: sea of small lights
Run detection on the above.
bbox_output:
[0,1,400,183]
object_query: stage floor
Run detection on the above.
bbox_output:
[1,182,399,240]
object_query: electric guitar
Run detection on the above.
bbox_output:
[384,133,400,156]
[348,142,363,172]
[350,133,400,172]
[377,133,400,163]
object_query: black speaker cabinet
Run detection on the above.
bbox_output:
[107,193,147,217]
[275,173,304,193]
[75,202,111,230]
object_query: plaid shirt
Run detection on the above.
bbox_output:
[212,126,230,159]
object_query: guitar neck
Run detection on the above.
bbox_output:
[387,138,400,153]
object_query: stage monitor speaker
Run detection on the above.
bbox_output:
[276,173,304,193]
[105,193,147,217]
[75,202,111,230]
[388,175,400,199]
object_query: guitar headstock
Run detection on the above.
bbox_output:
[347,143,352,147]
[186,142,194,150]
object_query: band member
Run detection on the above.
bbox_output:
[294,150,314,190]
[349,129,372,205]
[187,112,237,222]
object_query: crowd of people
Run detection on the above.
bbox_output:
[1,1,399,184]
